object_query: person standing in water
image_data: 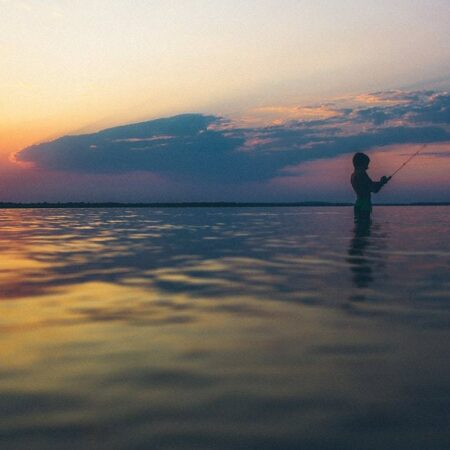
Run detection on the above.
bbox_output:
[351,152,390,223]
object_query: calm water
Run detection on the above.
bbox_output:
[0,206,449,450]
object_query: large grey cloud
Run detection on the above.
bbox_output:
[16,91,450,182]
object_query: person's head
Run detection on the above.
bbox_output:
[353,152,370,170]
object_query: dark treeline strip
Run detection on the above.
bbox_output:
[0,202,350,209]
[0,201,448,209]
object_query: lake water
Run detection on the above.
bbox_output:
[1,206,449,450]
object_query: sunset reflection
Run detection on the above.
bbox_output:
[1,207,450,449]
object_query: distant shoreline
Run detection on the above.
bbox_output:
[0,202,449,209]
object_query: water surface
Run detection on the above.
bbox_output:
[1,206,449,449]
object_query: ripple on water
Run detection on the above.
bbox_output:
[0,206,449,450]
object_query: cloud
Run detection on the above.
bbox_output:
[409,93,450,125]
[423,151,450,158]
[18,114,249,182]
[16,91,450,184]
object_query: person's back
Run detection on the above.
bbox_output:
[351,152,389,223]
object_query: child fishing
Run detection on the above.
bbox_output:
[351,152,390,223]
[351,145,426,223]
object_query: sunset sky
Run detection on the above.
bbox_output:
[1,0,449,202]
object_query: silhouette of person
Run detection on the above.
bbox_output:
[351,153,390,224]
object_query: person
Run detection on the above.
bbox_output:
[351,152,390,223]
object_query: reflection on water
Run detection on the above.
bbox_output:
[1,207,450,449]
[347,220,388,301]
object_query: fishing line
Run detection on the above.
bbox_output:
[389,144,427,179]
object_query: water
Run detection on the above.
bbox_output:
[0,206,449,450]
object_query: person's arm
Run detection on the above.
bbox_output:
[370,175,390,193]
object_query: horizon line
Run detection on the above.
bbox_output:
[1,201,449,209]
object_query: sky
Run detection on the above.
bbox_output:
[1,0,450,202]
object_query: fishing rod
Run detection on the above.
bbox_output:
[388,144,427,180]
